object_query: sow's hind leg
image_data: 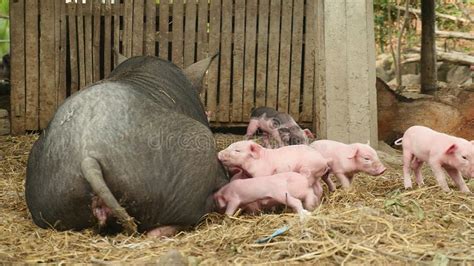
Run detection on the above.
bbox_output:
[81,157,138,234]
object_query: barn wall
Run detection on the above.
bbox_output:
[10,0,378,146]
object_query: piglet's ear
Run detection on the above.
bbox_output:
[304,129,314,139]
[446,144,457,154]
[348,147,359,159]
[471,140,474,145]
[249,143,262,159]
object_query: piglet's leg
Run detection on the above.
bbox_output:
[262,132,272,148]
[147,225,181,238]
[245,120,259,139]
[428,161,450,192]
[269,129,284,148]
[412,158,425,187]
[322,174,336,192]
[445,168,471,193]
[312,181,323,202]
[225,200,241,216]
[274,192,308,220]
[334,173,351,189]
[402,151,414,189]
[303,188,319,211]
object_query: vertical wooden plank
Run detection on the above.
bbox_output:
[10,0,26,134]
[132,0,144,56]
[218,0,232,122]
[93,0,101,82]
[314,0,325,135]
[39,0,57,129]
[144,0,156,56]
[206,0,221,121]
[113,1,120,66]
[172,0,184,67]
[24,0,39,130]
[255,0,269,108]
[84,1,93,85]
[303,0,316,122]
[159,0,169,60]
[54,0,60,105]
[289,0,304,121]
[184,0,196,67]
[197,0,209,105]
[242,0,257,121]
[277,0,292,113]
[196,0,208,61]
[104,0,112,76]
[123,0,134,57]
[68,2,79,95]
[231,0,245,121]
[266,0,281,109]
[57,0,67,105]
[77,2,86,89]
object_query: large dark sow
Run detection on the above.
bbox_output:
[25,55,228,236]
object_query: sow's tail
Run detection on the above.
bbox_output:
[81,157,137,234]
[393,138,403,146]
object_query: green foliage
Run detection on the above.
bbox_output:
[435,0,471,32]
[373,0,472,53]
[0,0,9,57]
[374,0,397,53]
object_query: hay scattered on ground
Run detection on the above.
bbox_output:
[0,134,473,264]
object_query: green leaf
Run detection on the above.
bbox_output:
[409,199,424,220]
[384,198,403,207]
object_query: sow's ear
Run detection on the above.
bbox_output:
[249,142,262,159]
[113,47,128,65]
[183,53,219,94]
[445,144,457,154]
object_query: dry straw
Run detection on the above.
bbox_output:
[0,134,473,264]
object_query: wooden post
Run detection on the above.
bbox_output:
[420,0,437,94]
[314,0,378,148]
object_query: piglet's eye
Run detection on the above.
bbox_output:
[234,150,241,153]
[461,155,467,160]
[364,157,370,161]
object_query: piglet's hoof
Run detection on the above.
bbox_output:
[147,225,179,238]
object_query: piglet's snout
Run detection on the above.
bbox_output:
[376,165,386,175]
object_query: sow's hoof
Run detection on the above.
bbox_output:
[147,225,181,238]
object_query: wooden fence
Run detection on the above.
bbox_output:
[9,0,318,134]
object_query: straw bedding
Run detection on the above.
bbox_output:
[0,134,473,264]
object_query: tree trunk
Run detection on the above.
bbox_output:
[420,0,437,94]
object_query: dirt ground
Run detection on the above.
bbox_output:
[0,134,473,264]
